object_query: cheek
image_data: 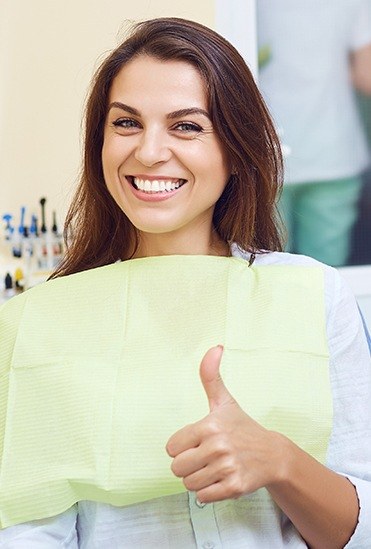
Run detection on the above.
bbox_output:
[188,146,226,176]
[102,136,130,171]
[101,140,112,178]
[203,142,230,182]
[101,144,120,198]
[102,140,117,170]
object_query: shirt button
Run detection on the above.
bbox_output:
[202,542,215,549]
[195,498,207,508]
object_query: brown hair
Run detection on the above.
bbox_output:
[51,17,283,278]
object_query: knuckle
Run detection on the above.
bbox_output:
[183,476,194,491]
[227,476,244,498]
[220,457,236,477]
[170,457,183,477]
[190,423,201,439]
[211,436,231,457]
[200,419,220,437]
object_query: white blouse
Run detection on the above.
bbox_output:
[1,249,370,548]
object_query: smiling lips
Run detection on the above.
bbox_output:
[127,176,187,194]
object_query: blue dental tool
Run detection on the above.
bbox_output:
[2,214,14,240]
[18,207,26,235]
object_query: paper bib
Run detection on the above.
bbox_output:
[0,256,331,527]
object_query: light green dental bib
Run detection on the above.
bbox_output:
[0,256,331,528]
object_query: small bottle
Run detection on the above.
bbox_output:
[3,273,16,301]
[14,268,25,293]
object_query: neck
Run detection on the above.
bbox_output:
[132,227,230,259]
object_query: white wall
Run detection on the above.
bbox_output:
[215,0,257,78]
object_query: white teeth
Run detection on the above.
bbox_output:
[132,177,184,193]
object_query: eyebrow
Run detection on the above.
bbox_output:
[107,102,211,120]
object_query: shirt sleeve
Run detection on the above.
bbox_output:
[0,506,78,548]
[324,266,371,548]
[349,0,371,51]
[358,307,371,351]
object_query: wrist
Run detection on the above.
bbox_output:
[266,430,297,489]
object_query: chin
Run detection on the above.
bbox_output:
[126,215,185,235]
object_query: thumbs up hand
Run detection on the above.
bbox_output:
[166,346,287,503]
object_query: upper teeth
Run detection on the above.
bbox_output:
[133,178,184,192]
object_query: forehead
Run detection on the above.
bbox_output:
[108,55,208,111]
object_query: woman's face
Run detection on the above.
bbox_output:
[102,55,230,245]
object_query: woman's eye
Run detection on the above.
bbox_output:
[173,122,203,134]
[112,118,141,130]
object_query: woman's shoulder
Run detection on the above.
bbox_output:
[231,246,346,311]
[231,244,335,270]
[254,250,333,269]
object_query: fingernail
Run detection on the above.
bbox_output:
[217,345,224,351]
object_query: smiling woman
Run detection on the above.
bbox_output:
[49,16,282,276]
[0,16,371,549]
[102,56,230,256]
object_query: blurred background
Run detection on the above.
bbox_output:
[0,0,216,291]
[1,0,370,322]
[257,0,371,269]
[256,0,371,325]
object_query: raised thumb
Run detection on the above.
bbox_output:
[200,345,234,411]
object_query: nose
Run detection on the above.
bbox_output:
[134,128,172,167]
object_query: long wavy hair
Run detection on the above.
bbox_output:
[51,17,283,278]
